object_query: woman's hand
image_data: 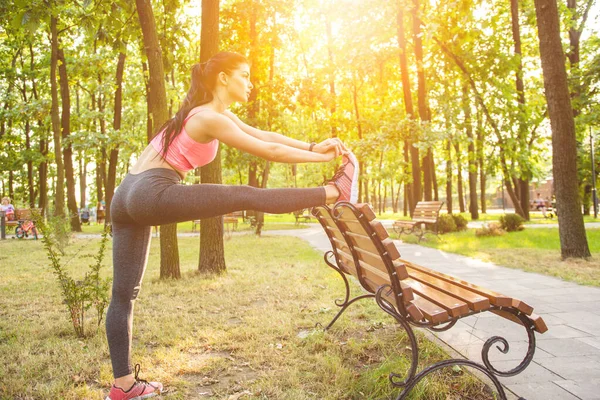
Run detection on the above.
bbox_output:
[319,148,338,162]
[312,138,348,157]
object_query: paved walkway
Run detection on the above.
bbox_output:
[267,225,600,400]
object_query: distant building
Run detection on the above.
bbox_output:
[494,178,554,209]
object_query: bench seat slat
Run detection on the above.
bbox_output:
[411,295,450,325]
[403,260,514,309]
[404,278,470,318]
[491,310,548,333]
[405,267,491,311]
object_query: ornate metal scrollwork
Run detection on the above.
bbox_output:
[317,250,374,330]
[481,307,537,377]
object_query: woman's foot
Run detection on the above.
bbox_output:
[106,365,163,400]
[326,152,359,203]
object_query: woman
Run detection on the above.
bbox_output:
[0,197,15,221]
[105,51,358,400]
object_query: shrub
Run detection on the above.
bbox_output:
[438,214,457,234]
[499,213,525,232]
[452,214,468,231]
[36,216,112,338]
[475,223,506,237]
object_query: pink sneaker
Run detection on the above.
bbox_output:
[326,152,359,203]
[105,365,163,400]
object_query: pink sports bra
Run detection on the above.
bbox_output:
[150,107,218,172]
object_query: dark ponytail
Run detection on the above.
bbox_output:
[155,51,249,158]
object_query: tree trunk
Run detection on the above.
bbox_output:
[30,44,47,214]
[325,17,337,138]
[79,156,87,209]
[445,138,453,214]
[454,142,465,213]
[411,0,432,201]
[511,0,530,221]
[396,3,421,211]
[476,108,486,214]
[431,155,439,201]
[50,16,65,217]
[534,0,590,258]
[463,85,479,220]
[136,0,181,277]
[57,48,82,231]
[105,52,126,223]
[198,0,226,274]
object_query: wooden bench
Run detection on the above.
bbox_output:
[4,208,41,227]
[293,209,315,225]
[393,200,444,241]
[312,202,546,400]
[192,211,246,234]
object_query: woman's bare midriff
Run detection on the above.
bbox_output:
[129,145,187,180]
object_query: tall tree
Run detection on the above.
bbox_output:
[49,15,65,217]
[57,48,82,231]
[463,84,478,219]
[198,0,226,274]
[396,2,421,213]
[533,0,591,258]
[136,0,181,278]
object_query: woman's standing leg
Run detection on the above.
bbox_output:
[105,221,152,379]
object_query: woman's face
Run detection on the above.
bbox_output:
[225,63,253,102]
[1,199,8,206]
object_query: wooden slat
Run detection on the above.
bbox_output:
[336,249,358,276]
[353,247,389,273]
[411,295,450,325]
[491,310,548,333]
[405,302,425,321]
[353,203,377,221]
[393,261,410,280]
[404,278,470,318]
[346,231,401,260]
[511,298,534,315]
[403,260,514,308]
[370,221,390,241]
[405,266,490,311]
[345,231,380,254]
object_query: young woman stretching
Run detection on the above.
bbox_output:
[105,51,359,400]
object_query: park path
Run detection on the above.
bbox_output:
[268,224,600,400]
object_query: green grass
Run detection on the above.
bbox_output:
[0,235,494,399]
[397,228,600,286]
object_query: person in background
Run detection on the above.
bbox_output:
[0,197,15,221]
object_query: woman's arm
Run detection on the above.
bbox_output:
[186,111,336,164]
[223,110,346,156]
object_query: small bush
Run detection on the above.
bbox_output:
[499,213,525,232]
[36,216,112,338]
[438,214,457,234]
[452,214,468,231]
[475,222,506,237]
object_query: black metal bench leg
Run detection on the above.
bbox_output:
[317,251,375,330]
[373,286,511,400]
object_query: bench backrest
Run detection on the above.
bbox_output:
[412,201,444,223]
[312,203,423,321]
[15,208,42,220]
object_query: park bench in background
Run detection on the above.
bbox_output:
[1,208,42,240]
[312,202,547,400]
[192,211,246,234]
[293,208,315,225]
[393,200,444,242]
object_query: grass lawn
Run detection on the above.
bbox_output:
[0,235,494,399]
[397,228,600,286]
[76,214,312,235]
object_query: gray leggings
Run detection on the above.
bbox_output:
[106,168,326,378]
